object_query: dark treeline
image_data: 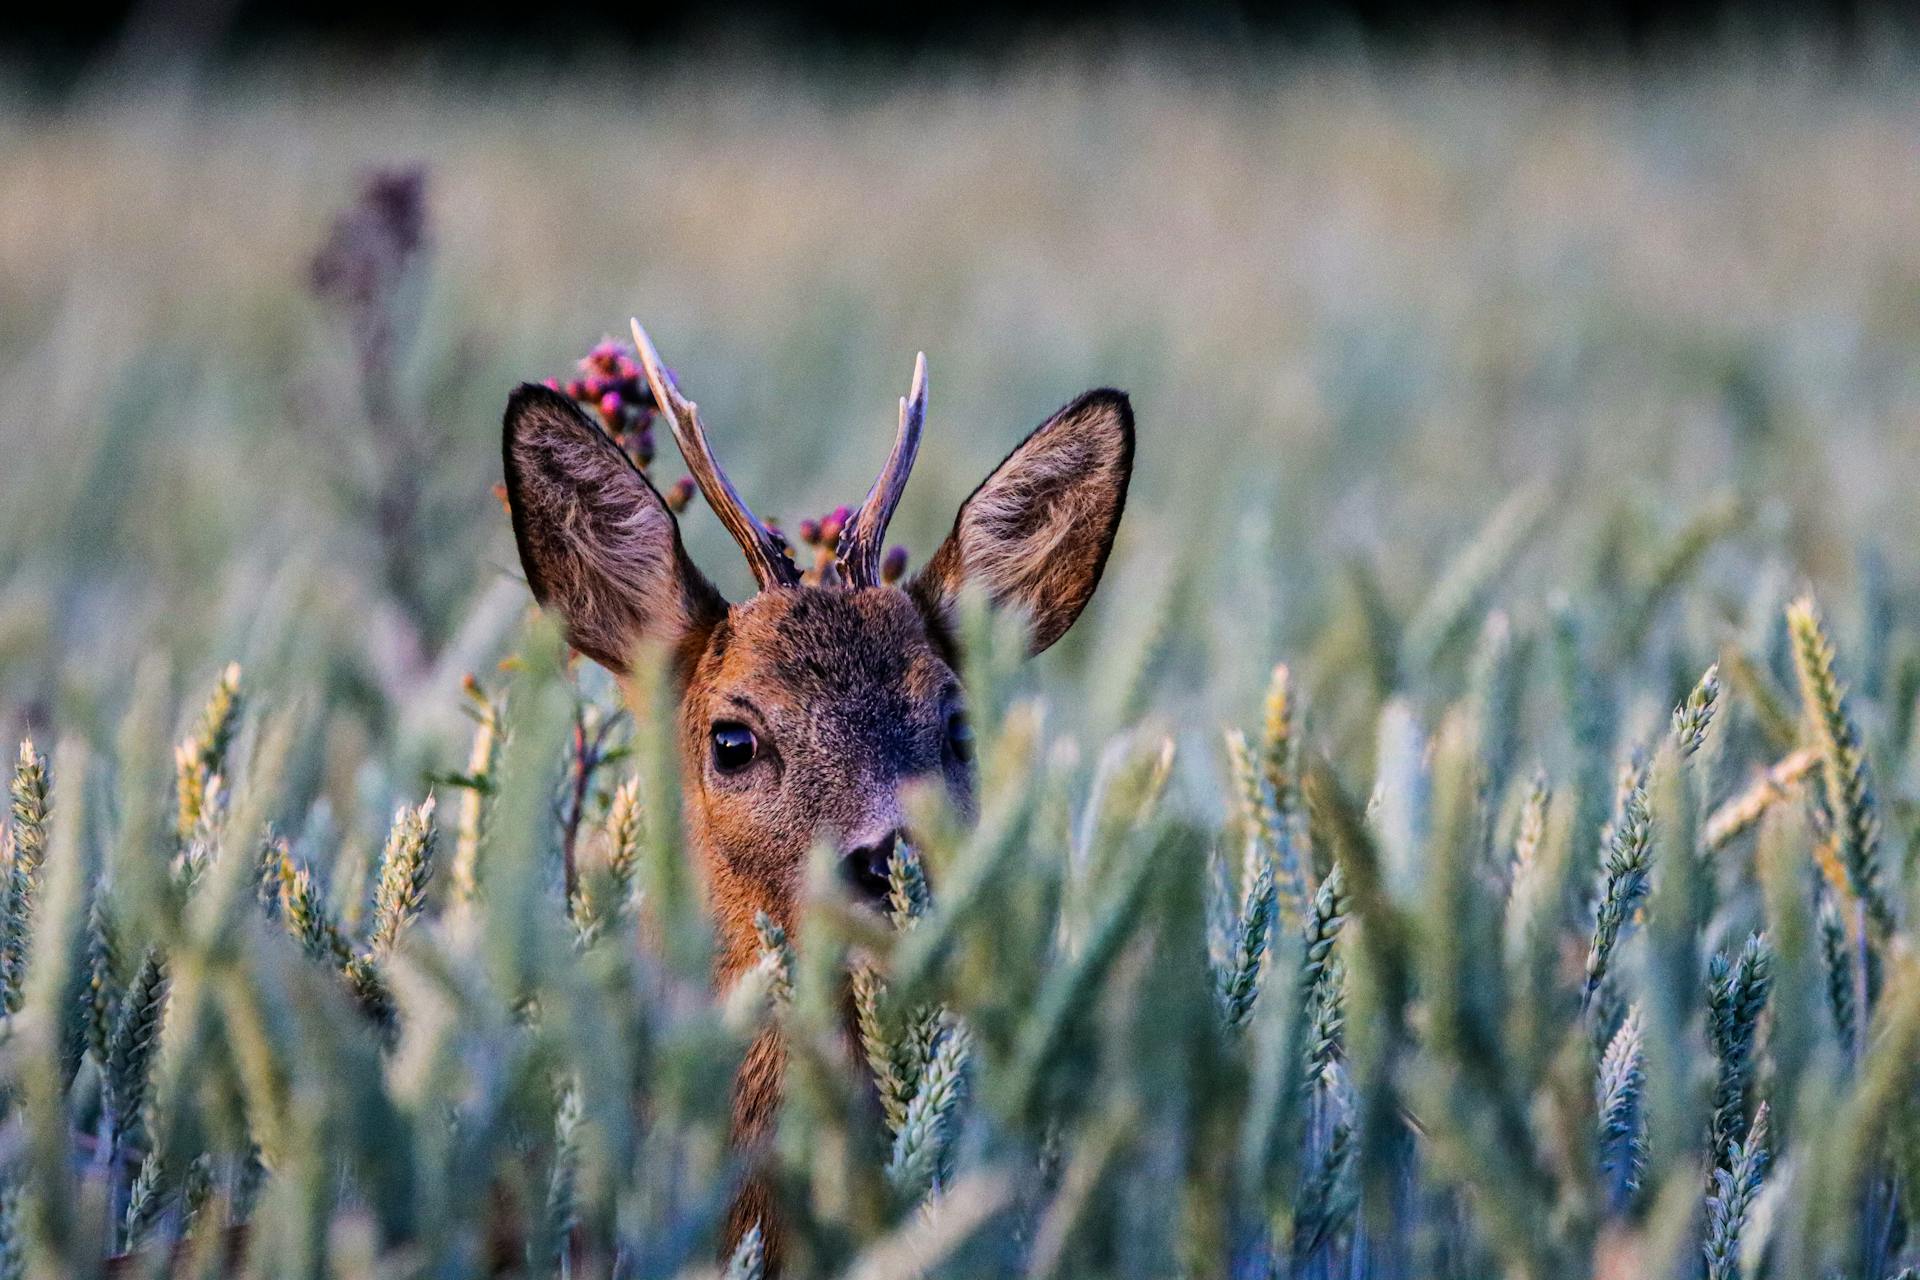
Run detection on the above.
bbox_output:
[9,0,1913,68]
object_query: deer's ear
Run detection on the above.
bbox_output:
[911,388,1133,655]
[503,384,726,672]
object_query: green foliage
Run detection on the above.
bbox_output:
[6,69,1920,1274]
[1672,662,1722,761]
[1584,777,1653,1008]
[104,947,169,1155]
[173,663,243,845]
[1789,597,1893,935]
[368,796,437,956]
[1703,1102,1770,1280]
[447,676,505,906]
[724,1223,765,1280]
[1,492,1918,1280]
[885,1019,971,1199]
[1401,485,1551,673]
[1,739,50,1014]
[1706,934,1773,1165]
[1819,889,1860,1053]
[1217,732,1279,1031]
[752,910,795,1013]
[1597,1005,1648,1212]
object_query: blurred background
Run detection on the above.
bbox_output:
[2,3,1918,809]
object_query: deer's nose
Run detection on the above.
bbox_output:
[840,830,899,906]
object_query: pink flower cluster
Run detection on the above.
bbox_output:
[547,339,662,470]
[548,339,695,513]
[795,504,853,552]
[785,505,910,585]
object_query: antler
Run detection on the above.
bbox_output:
[838,351,926,588]
[630,320,800,590]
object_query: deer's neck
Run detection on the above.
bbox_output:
[702,851,794,989]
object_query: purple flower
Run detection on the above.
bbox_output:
[309,166,428,313]
[548,336,674,477]
[881,546,910,584]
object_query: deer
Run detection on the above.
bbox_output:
[500,320,1133,1263]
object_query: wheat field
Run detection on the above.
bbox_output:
[0,46,1918,1278]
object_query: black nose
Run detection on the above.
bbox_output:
[840,831,898,906]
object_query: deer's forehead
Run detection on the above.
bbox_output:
[700,588,952,711]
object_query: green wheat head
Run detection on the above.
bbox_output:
[1788,596,1891,934]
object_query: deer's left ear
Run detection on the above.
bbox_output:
[911,389,1133,655]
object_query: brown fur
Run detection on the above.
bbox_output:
[502,374,1134,1265]
[690,589,968,1268]
[685,588,971,961]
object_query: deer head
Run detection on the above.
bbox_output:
[502,322,1133,980]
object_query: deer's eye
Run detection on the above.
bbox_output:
[945,708,974,763]
[710,722,759,774]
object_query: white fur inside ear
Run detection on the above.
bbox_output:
[558,455,694,649]
[507,388,715,670]
[961,428,1103,592]
[947,392,1131,652]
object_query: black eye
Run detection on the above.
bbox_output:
[945,708,974,763]
[711,721,758,774]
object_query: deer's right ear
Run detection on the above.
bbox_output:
[503,384,727,673]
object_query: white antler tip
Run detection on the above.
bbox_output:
[630,319,689,410]
[630,320,674,388]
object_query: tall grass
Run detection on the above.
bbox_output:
[2,43,1920,1279]
[3,433,1920,1279]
